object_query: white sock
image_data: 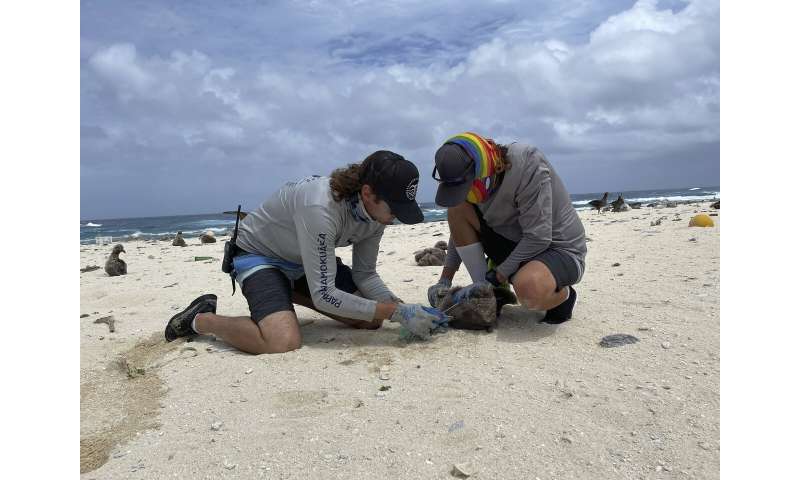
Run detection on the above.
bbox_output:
[456,243,488,283]
[191,314,201,334]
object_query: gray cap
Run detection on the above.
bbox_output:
[433,143,475,207]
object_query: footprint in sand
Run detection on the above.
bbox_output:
[271,390,334,418]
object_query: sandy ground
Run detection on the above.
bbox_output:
[80,203,720,479]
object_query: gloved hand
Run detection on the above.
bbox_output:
[390,303,449,339]
[450,281,489,304]
[427,278,452,307]
[485,269,502,287]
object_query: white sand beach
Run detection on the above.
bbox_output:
[80,203,720,479]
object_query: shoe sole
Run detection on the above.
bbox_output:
[165,294,217,342]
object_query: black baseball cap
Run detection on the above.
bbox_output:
[433,143,475,207]
[361,151,424,224]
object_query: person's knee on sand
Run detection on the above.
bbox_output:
[254,311,302,354]
[196,310,302,355]
[512,261,568,311]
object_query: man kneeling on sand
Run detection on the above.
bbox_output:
[164,151,448,354]
[427,132,587,323]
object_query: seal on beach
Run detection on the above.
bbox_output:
[172,231,187,247]
[588,192,609,214]
[104,244,127,276]
[199,231,217,244]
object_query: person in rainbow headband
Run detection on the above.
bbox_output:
[429,133,587,324]
[439,132,505,203]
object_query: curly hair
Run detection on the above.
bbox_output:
[329,163,363,202]
[487,138,511,172]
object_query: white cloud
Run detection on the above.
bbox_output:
[89,44,154,97]
[81,0,719,218]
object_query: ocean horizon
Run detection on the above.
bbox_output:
[81,185,719,245]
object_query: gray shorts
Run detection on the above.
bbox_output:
[527,248,582,290]
[475,205,582,290]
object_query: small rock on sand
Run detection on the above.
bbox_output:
[599,334,639,348]
[211,421,223,431]
[661,341,672,349]
[451,462,476,478]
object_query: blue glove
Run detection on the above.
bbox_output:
[427,278,452,307]
[451,282,488,304]
[421,306,450,329]
[485,270,502,287]
[391,304,449,339]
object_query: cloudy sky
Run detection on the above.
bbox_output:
[80,0,719,219]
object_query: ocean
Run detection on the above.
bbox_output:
[80,185,719,245]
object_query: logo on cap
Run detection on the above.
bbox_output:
[405,179,419,200]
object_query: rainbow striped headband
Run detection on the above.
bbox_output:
[443,132,502,203]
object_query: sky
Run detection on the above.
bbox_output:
[80,0,720,219]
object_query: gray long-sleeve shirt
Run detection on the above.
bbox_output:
[444,143,587,280]
[235,176,396,321]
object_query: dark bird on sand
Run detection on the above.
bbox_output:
[105,244,127,276]
[434,240,448,251]
[710,200,720,209]
[610,195,626,212]
[172,231,187,247]
[588,192,609,214]
[199,231,217,244]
